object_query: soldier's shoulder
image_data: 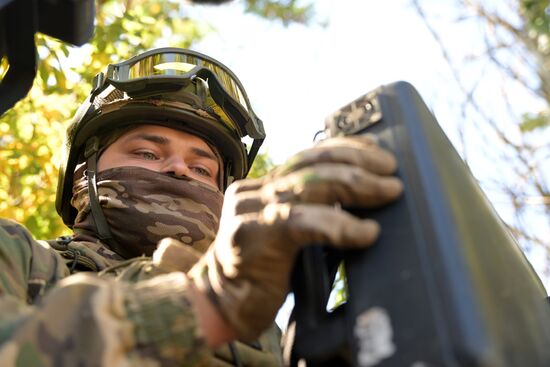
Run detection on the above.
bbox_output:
[0,217,64,269]
[0,218,70,299]
[0,218,38,253]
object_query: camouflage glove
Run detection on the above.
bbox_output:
[188,135,403,341]
[152,238,203,273]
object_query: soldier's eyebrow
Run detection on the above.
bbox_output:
[130,133,169,145]
[191,147,217,162]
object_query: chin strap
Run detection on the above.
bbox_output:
[84,136,133,259]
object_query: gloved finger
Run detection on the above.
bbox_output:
[230,164,403,215]
[231,191,266,215]
[223,180,268,215]
[316,134,379,148]
[152,238,202,272]
[227,177,264,195]
[270,163,403,207]
[252,203,382,249]
[274,135,397,176]
[231,164,403,215]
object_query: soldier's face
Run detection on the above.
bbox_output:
[97,125,220,189]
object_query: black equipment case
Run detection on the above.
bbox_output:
[289,81,550,367]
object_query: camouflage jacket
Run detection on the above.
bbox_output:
[0,218,283,366]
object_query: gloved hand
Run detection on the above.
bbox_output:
[152,237,203,273]
[188,135,403,341]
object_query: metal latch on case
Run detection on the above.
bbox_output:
[324,92,382,137]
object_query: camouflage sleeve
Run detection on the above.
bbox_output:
[0,219,210,366]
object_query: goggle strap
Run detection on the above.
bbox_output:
[91,72,106,100]
[245,115,265,139]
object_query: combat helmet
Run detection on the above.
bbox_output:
[56,48,265,247]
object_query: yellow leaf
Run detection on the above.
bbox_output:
[37,145,49,156]
[18,155,29,170]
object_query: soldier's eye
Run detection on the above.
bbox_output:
[191,166,211,177]
[136,151,158,160]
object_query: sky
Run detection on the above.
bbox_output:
[176,0,550,324]
[183,0,458,163]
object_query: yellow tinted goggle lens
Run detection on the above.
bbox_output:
[127,53,249,112]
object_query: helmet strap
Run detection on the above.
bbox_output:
[224,160,234,188]
[247,138,264,173]
[84,136,133,259]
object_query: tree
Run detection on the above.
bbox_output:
[412,0,549,275]
[0,0,312,239]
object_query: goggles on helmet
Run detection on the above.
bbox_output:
[91,47,265,143]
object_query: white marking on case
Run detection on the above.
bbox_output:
[354,307,396,366]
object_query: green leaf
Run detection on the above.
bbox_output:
[520,112,550,132]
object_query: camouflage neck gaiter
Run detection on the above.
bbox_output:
[71,166,224,258]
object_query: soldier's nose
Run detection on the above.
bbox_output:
[162,157,191,177]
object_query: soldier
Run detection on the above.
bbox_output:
[0,48,403,366]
